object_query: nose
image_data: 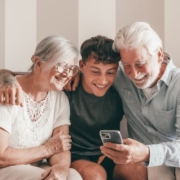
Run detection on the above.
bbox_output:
[60,65,71,77]
[61,71,68,77]
[97,74,108,85]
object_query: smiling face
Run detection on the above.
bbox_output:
[79,58,118,97]
[120,47,164,89]
[39,59,75,91]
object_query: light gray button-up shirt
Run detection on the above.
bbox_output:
[114,53,180,167]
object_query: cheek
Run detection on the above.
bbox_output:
[124,68,130,75]
[141,67,149,74]
[107,75,116,85]
[124,68,131,77]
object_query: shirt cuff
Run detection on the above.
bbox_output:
[143,144,165,167]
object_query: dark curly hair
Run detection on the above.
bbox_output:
[80,35,121,64]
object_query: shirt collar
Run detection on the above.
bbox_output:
[158,52,176,87]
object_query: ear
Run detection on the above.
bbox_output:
[157,48,164,63]
[32,56,42,71]
[79,60,85,72]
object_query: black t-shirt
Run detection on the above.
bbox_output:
[65,79,124,156]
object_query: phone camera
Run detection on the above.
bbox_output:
[102,133,111,139]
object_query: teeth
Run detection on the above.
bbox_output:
[95,84,106,88]
[135,73,147,80]
[56,77,66,83]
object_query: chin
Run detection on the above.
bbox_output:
[52,84,64,91]
[93,90,107,97]
[134,81,152,89]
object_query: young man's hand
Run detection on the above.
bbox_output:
[100,138,150,164]
[0,69,24,106]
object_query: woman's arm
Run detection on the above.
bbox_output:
[40,125,72,180]
[49,125,71,166]
[0,127,71,168]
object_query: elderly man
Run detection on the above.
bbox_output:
[100,22,180,180]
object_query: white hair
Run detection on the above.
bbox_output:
[29,35,78,71]
[113,22,162,56]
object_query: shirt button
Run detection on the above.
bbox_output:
[143,106,147,109]
[146,122,150,126]
[128,91,131,95]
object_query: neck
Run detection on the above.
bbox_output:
[16,72,48,102]
[150,63,167,88]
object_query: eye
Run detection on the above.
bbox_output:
[69,67,74,72]
[123,65,130,69]
[92,71,100,74]
[136,64,144,67]
[107,71,115,75]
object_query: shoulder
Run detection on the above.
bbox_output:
[171,67,180,79]
[0,104,19,115]
[51,91,69,103]
[0,104,19,133]
[63,82,83,101]
[166,66,180,88]
[115,64,132,87]
[106,86,123,103]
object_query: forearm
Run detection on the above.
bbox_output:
[0,145,51,168]
[0,69,27,87]
[147,140,180,167]
[49,151,71,167]
[0,69,16,88]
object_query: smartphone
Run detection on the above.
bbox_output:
[99,130,123,144]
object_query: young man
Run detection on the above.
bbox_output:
[0,36,124,180]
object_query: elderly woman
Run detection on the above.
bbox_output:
[0,36,82,180]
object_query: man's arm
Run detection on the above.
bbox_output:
[145,90,180,167]
[0,69,26,106]
[100,138,150,165]
[101,90,180,168]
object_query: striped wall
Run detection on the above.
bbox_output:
[0,0,180,71]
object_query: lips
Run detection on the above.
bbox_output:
[134,75,147,82]
[94,83,107,89]
[55,76,67,83]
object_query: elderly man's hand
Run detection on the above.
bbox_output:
[0,69,24,106]
[100,138,150,164]
[0,81,23,106]
[40,163,69,180]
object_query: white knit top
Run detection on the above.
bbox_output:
[0,91,70,148]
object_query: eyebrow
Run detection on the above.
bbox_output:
[136,59,146,63]
[90,66,100,70]
[90,66,117,70]
[122,60,146,65]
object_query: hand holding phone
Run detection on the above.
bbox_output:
[99,130,123,144]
